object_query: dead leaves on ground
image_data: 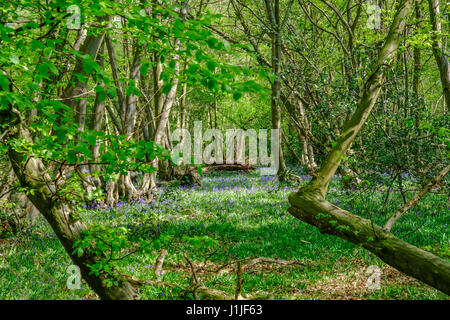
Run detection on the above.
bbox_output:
[301,257,446,300]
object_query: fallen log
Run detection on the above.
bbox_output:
[288,190,450,295]
[175,166,201,186]
[201,163,255,173]
[201,156,256,173]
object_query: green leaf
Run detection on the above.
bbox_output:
[95,86,107,102]
[140,62,150,76]
[162,83,173,94]
[232,91,242,101]
[82,59,96,75]
[43,47,52,58]
[47,62,59,75]
[0,75,10,91]
[86,134,97,147]
[67,150,77,164]
[206,61,216,72]
[57,129,67,143]
[75,73,87,83]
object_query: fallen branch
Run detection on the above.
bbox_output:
[235,262,243,300]
[211,257,304,274]
[154,249,168,277]
[242,257,305,270]
[202,164,255,173]
[288,190,450,295]
[195,286,233,300]
[184,254,199,285]
[122,255,284,300]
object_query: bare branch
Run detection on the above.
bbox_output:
[383,165,450,232]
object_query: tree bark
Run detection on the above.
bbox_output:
[5,121,139,299]
[106,35,126,119]
[143,0,188,194]
[413,2,423,126]
[89,53,107,191]
[265,0,287,179]
[428,0,450,111]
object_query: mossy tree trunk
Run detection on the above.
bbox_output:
[5,123,140,300]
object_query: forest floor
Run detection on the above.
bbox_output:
[0,169,449,300]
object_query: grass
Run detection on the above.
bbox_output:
[0,169,449,300]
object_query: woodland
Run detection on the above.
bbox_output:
[0,0,449,300]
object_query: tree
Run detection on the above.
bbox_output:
[288,0,450,295]
[428,0,450,111]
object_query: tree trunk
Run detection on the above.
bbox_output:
[6,122,139,299]
[428,0,450,111]
[296,97,317,170]
[106,35,126,119]
[266,0,287,179]
[142,0,189,196]
[413,2,423,126]
[89,52,107,191]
